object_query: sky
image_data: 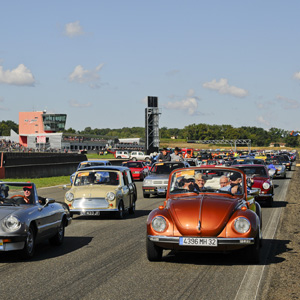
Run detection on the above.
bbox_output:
[1,0,300,132]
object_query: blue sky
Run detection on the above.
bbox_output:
[1,0,300,132]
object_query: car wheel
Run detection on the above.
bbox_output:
[146,237,163,261]
[117,156,121,159]
[243,234,260,264]
[128,200,136,214]
[21,225,36,259]
[116,200,125,219]
[143,192,150,198]
[132,157,137,161]
[49,219,65,246]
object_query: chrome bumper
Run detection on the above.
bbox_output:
[148,235,255,245]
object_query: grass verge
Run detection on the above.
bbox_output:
[1,176,70,189]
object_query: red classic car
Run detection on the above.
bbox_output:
[234,164,274,207]
[146,166,262,263]
[122,161,149,181]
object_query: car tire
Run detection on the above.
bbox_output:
[132,157,137,161]
[143,192,150,198]
[243,234,260,264]
[117,156,121,159]
[21,225,36,259]
[116,200,125,219]
[128,200,136,214]
[49,219,65,246]
[146,237,163,261]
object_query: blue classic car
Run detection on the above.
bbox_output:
[0,182,71,259]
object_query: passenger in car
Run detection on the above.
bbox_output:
[194,173,207,191]
[219,176,230,188]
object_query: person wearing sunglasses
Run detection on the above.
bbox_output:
[23,185,34,204]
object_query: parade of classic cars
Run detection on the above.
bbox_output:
[0,147,295,262]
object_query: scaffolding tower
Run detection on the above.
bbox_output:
[145,96,161,155]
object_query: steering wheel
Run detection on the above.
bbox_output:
[10,195,30,204]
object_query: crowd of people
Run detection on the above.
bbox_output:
[0,139,25,152]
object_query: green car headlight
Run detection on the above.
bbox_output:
[65,192,74,202]
[106,192,116,201]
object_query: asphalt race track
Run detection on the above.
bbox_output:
[0,169,292,300]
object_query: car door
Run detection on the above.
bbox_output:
[121,171,130,209]
[35,202,60,240]
[125,170,136,207]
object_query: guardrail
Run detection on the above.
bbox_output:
[0,152,87,179]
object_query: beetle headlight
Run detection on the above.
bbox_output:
[3,216,21,232]
[263,182,270,190]
[151,216,167,232]
[106,192,115,201]
[234,217,250,233]
[65,192,74,202]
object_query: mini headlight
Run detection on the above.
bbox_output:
[106,192,115,201]
[151,216,167,232]
[234,217,250,233]
[4,216,21,232]
[263,182,270,190]
[65,192,74,202]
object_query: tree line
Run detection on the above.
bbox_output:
[1,120,298,147]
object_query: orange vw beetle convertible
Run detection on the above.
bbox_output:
[146,166,262,263]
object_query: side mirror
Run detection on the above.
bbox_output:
[45,198,55,206]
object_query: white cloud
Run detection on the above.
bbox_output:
[276,95,300,109]
[293,72,300,80]
[203,78,248,98]
[164,89,200,115]
[69,64,104,88]
[64,21,84,37]
[0,64,35,86]
[256,116,270,126]
[69,99,92,108]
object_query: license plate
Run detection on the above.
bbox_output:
[134,171,140,174]
[179,237,218,247]
[80,211,100,216]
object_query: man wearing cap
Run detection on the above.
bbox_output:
[157,148,171,162]
[170,147,183,162]
[219,172,242,194]
[23,185,34,204]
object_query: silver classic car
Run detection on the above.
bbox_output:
[0,182,71,259]
[142,161,190,198]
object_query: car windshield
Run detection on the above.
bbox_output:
[123,162,143,168]
[74,171,119,186]
[266,158,282,165]
[169,168,245,195]
[79,162,105,168]
[150,162,185,174]
[237,166,268,178]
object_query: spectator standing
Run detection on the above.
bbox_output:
[170,147,183,161]
[157,148,171,162]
